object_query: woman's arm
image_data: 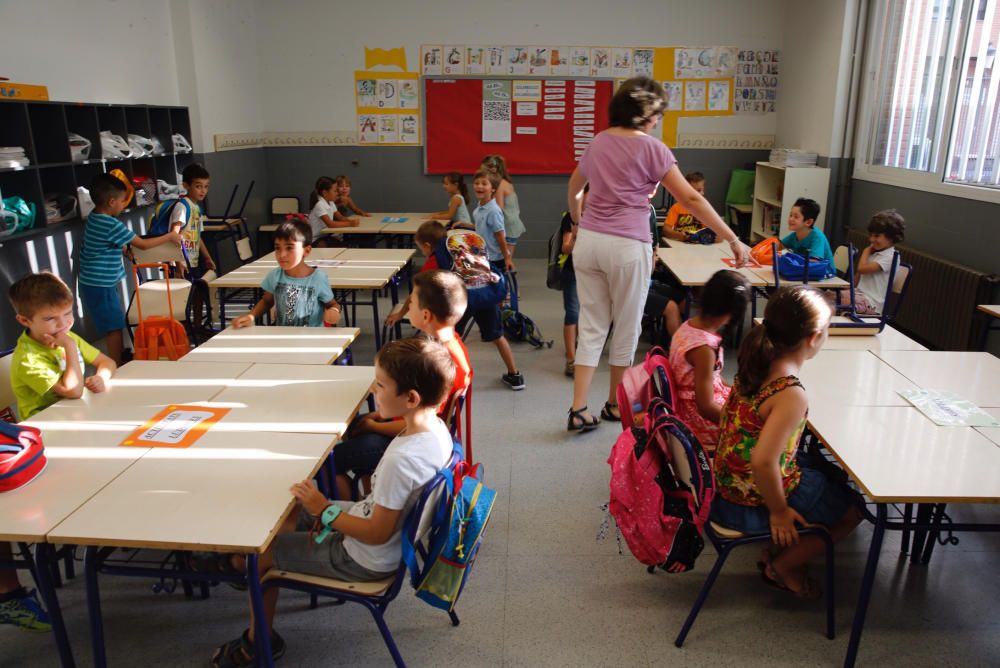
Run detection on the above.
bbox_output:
[561,229,576,255]
[567,168,587,224]
[661,166,748,265]
[687,346,723,423]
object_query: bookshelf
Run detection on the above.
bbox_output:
[750,161,830,242]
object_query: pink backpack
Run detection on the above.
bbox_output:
[607,398,713,571]
[617,346,676,430]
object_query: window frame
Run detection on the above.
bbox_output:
[853,0,1000,204]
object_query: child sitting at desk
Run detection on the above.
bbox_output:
[334,175,369,218]
[780,198,835,268]
[308,175,360,245]
[337,269,473,499]
[661,171,718,244]
[839,209,905,315]
[668,269,750,453]
[426,172,474,230]
[209,337,455,666]
[712,286,860,598]
[231,219,341,328]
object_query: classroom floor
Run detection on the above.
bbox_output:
[7,259,1000,667]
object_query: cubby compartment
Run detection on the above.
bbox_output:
[154,155,180,185]
[131,157,158,207]
[0,103,35,166]
[64,104,101,163]
[0,169,44,236]
[124,105,154,159]
[39,165,80,225]
[97,105,128,160]
[175,152,195,175]
[74,162,105,196]
[27,103,71,164]
[169,107,193,154]
[148,107,172,156]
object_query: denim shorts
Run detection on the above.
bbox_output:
[505,235,520,245]
[710,466,860,534]
[79,283,125,335]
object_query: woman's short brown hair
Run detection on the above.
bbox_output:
[608,77,666,129]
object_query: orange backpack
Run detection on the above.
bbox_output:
[131,262,189,361]
[750,237,783,265]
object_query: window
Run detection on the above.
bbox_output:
[856,0,1000,200]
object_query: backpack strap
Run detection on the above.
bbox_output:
[751,375,803,412]
[401,466,454,587]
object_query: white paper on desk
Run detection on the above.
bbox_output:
[137,410,215,445]
[898,389,1000,427]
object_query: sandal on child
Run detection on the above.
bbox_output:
[600,401,620,422]
[567,406,600,433]
[211,628,286,667]
[760,564,822,600]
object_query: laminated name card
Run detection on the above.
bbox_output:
[382,217,409,223]
[121,405,231,448]
[898,390,1000,428]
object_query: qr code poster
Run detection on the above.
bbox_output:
[483,100,511,142]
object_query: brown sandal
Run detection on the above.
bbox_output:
[567,406,599,433]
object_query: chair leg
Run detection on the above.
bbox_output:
[900,503,913,556]
[448,610,460,627]
[310,593,319,609]
[366,602,406,668]
[820,531,836,640]
[674,546,733,647]
[62,546,75,581]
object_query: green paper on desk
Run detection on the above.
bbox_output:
[898,389,1000,427]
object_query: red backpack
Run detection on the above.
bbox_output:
[606,398,713,572]
[616,346,676,430]
[0,422,47,492]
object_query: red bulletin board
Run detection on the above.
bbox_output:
[424,78,612,174]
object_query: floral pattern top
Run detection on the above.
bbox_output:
[713,376,805,506]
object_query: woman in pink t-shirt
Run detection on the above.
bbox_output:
[565,77,749,432]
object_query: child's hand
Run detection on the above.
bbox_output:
[84,375,109,393]
[166,231,183,246]
[290,480,329,516]
[350,218,361,227]
[384,310,404,327]
[504,257,515,272]
[232,314,254,329]
[323,304,341,325]
[769,507,806,547]
[44,329,75,350]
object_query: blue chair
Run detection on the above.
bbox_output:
[261,458,459,667]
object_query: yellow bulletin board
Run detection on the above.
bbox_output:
[652,47,735,147]
[354,71,421,146]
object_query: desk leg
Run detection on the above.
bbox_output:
[84,546,108,668]
[845,503,887,668]
[909,504,932,565]
[29,543,76,668]
[218,288,228,329]
[372,289,382,351]
[920,503,948,565]
[247,554,275,668]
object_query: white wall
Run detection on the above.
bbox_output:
[775,0,858,156]
[0,0,180,105]
[254,0,786,135]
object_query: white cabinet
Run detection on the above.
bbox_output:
[750,162,830,241]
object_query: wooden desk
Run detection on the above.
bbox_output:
[254,248,345,263]
[372,213,443,235]
[797,350,918,406]
[335,247,414,268]
[748,265,850,289]
[655,245,767,287]
[322,217,385,235]
[874,351,1000,407]
[179,326,359,366]
[752,318,926,351]
[978,304,1000,318]
[208,363,374,435]
[978,304,1000,351]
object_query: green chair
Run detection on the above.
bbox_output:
[724,169,755,242]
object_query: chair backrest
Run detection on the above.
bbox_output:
[724,168,755,207]
[0,349,18,422]
[886,261,912,320]
[271,196,300,216]
[131,242,189,269]
[834,245,851,275]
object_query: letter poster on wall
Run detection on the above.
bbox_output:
[424,78,612,174]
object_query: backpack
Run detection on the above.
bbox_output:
[402,461,497,614]
[606,398,713,572]
[686,227,717,245]
[0,422,47,493]
[147,198,191,237]
[750,237,782,265]
[433,231,506,311]
[500,277,553,349]
[777,252,834,281]
[616,346,675,430]
[546,219,566,290]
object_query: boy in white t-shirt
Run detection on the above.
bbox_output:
[208,336,456,667]
[842,210,905,315]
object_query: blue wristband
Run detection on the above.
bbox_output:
[314,504,342,544]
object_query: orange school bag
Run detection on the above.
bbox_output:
[131,262,189,361]
[750,237,783,265]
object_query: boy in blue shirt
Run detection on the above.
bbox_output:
[780,197,834,267]
[231,219,341,328]
[79,173,181,363]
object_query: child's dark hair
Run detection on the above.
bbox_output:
[794,198,821,225]
[736,285,831,396]
[415,220,446,246]
[9,272,74,318]
[609,77,666,129]
[310,176,336,209]
[413,270,468,324]
[375,336,456,407]
[473,169,500,192]
[90,173,128,208]
[274,218,312,246]
[480,155,511,182]
[444,172,469,204]
[181,163,210,184]
[700,270,752,335]
[685,171,706,184]
[868,209,905,244]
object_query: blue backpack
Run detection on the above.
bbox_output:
[401,461,496,614]
[146,198,191,236]
[777,252,834,281]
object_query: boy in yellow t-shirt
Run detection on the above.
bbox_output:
[8,272,117,420]
[661,171,713,243]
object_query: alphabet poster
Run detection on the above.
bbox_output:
[355,70,421,145]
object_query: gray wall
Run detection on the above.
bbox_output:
[262,146,771,258]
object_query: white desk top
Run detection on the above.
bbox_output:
[255,248,345,263]
[179,326,359,366]
[207,363,374,435]
[334,247,415,268]
[748,265,850,289]
[323,217,387,235]
[0,426,148,542]
[656,245,767,287]
[798,350,918,406]
[372,213,442,234]
[874,351,1000,407]
[978,304,1000,318]
[807,403,1000,503]
[752,319,926,351]
[975,406,1000,448]
[210,252,397,290]
[24,360,252,424]
[46,431,335,552]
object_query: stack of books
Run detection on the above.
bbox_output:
[768,148,818,167]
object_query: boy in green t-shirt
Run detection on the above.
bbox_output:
[8,272,117,421]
